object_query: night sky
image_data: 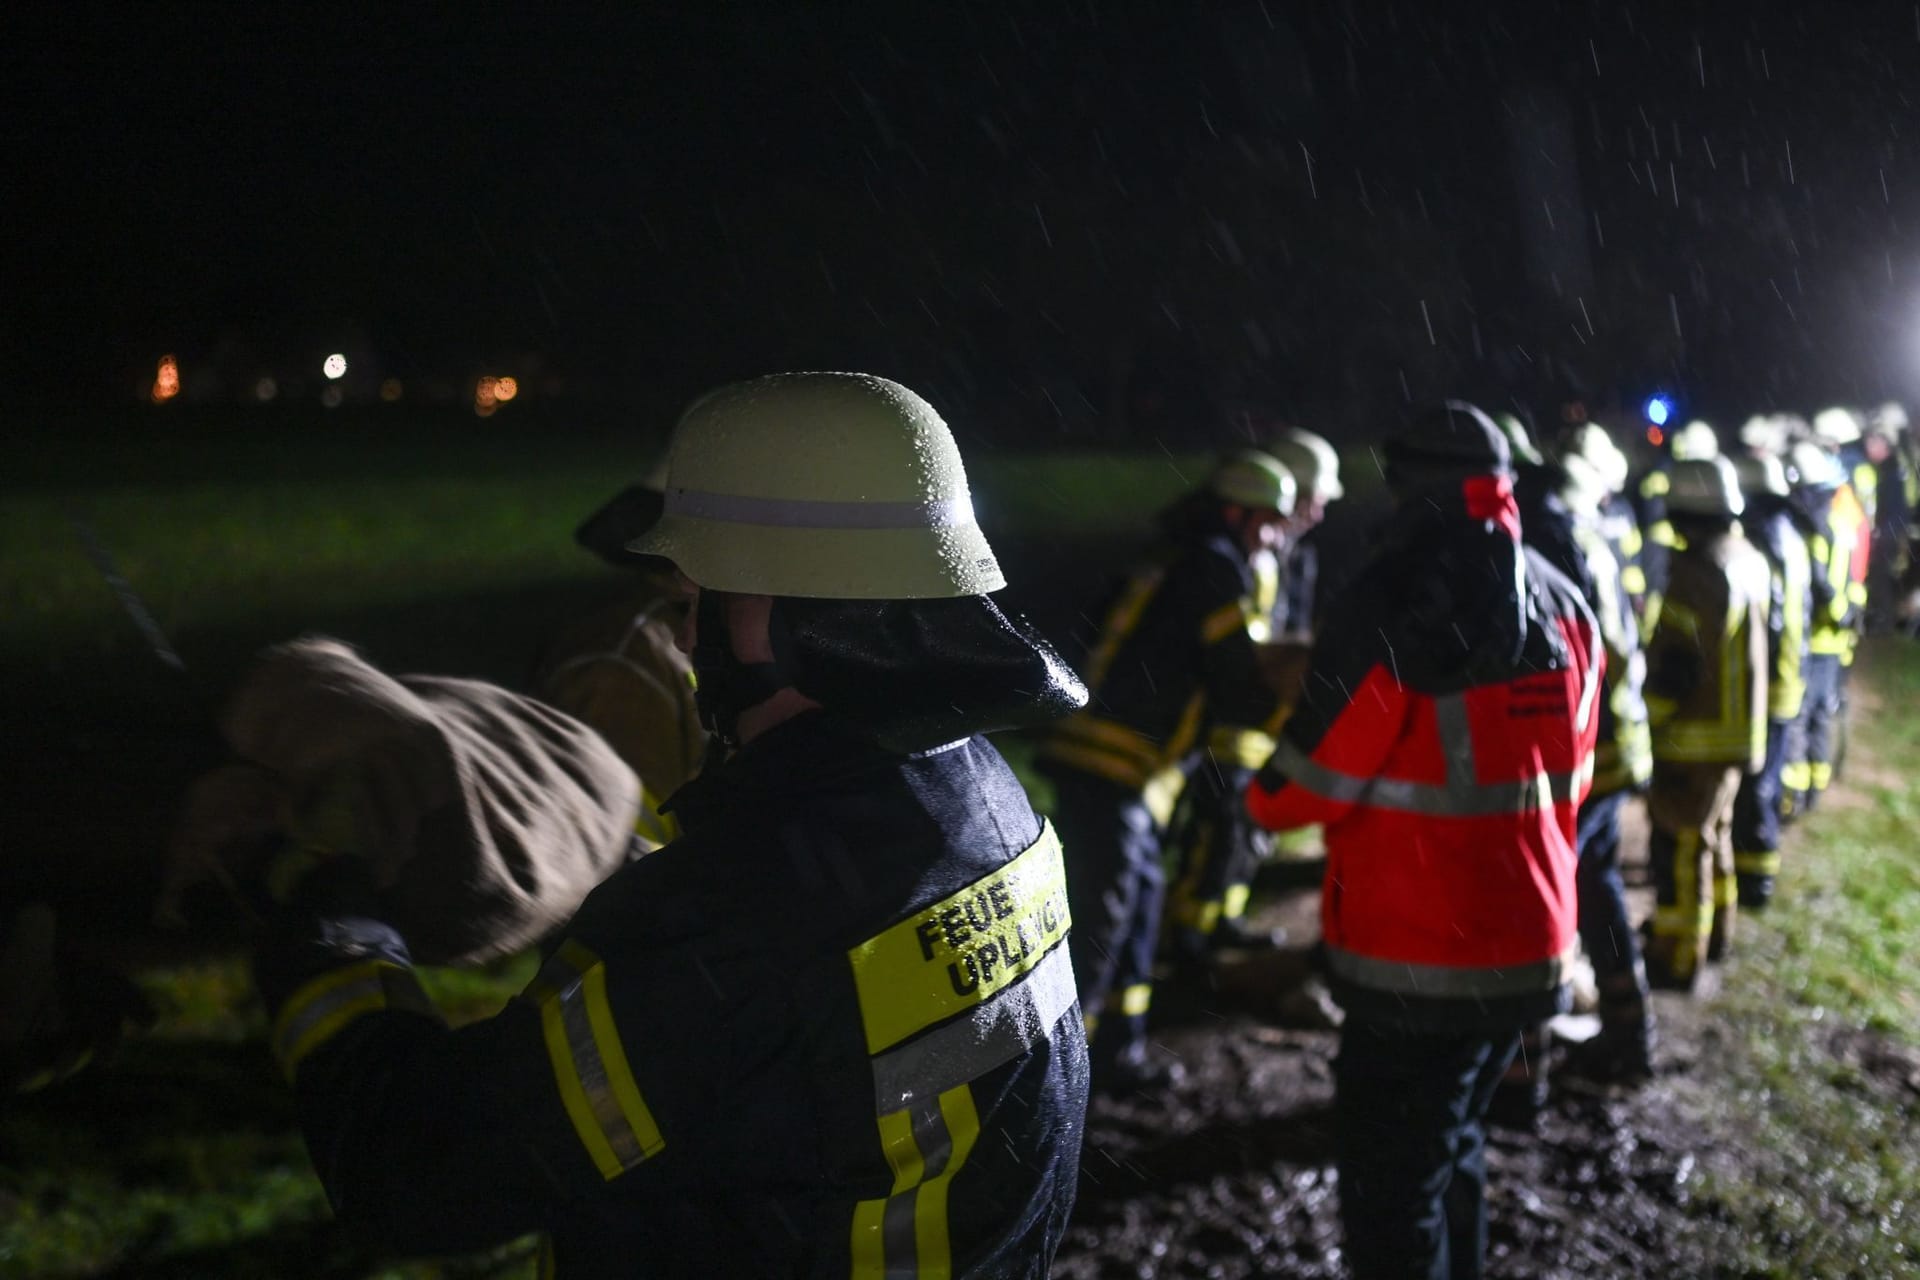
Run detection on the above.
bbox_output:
[11,1,1920,435]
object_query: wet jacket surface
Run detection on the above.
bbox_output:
[258,712,1088,1279]
[1040,521,1287,788]
[1643,524,1771,771]
[1245,475,1603,1032]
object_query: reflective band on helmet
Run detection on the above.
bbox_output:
[663,487,976,531]
[1325,943,1577,999]
[523,939,665,1180]
[271,960,436,1082]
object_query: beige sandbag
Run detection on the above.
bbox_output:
[167,637,642,966]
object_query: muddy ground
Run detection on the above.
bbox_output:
[1051,822,1744,1280]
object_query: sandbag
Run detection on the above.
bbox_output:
[165,637,642,966]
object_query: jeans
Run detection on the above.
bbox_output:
[1335,1022,1521,1280]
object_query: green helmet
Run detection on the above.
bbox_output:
[1208,449,1297,515]
[627,372,1003,599]
[1266,427,1344,502]
[1667,456,1744,518]
[1670,419,1720,462]
[1492,412,1545,466]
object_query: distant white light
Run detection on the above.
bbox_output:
[255,376,278,403]
[322,353,349,380]
[1644,395,1673,426]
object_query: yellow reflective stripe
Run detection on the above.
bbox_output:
[1640,471,1670,498]
[1049,714,1163,770]
[1621,525,1644,555]
[1201,599,1251,645]
[1735,851,1782,876]
[537,1236,556,1280]
[271,960,433,1082]
[632,782,678,851]
[1648,519,1677,548]
[916,1085,980,1280]
[849,1083,981,1280]
[1140,764,1185,828]
[1223,883,1251,920]
[848,824,1071,1055]
[1164,692,1207,768]
[1118,983,1152,1018]
[1780,761,1812,791]
[1206,725,1276,768]
[1084,565,1166,688]
[1714,874,1739,908]
[1811,760,1834,790]
[533,940,665,1181]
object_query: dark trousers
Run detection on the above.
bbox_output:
[1045,766,1163,1063]
[1574,790,1638,987]
[1335,1022,1521,1280]
[1166,761,1267,943]
[1731,719,1790,903]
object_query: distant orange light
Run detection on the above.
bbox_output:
[493,376,518,402]
[150,354,180,404]
[379,378,404,402]
[1646,427,1665,447]
[475,377,499,417]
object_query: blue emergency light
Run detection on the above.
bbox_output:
[1643,395,1672,426]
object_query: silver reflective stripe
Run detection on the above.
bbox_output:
[878,1098,955,1277]
[271,971,386,1066]
[1326,943,1578,998]
[553,973,651,1171]
[870,942,1075,1114]
[1269,732,1590,816]
[663,487,976,530]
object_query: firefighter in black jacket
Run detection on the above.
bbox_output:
[248,373,1093,1278]
[1037,451,1295,1092]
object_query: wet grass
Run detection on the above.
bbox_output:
[1684,638,1920,1277]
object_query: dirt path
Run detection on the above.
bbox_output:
[1050,817,1751,1278]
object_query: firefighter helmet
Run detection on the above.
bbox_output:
[1208,449,1297,515]
[1492,412,1545,466]
[1737,414,1787,456]
[1869,401,1908,439]
[1559,422,1631,495]
[1789,440,1845,490]
[1384,400,1510,485]
[1812,406,1863,447]
[1266,428,1345,502]
[1667,456,1744,518]
[627,372,1003,599]
[1669,419,1720,462]
[1730,452,1789,498]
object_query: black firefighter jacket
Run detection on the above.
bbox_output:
[257,711,1089,1278]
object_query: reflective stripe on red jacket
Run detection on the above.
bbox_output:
[1246,477,1603,1028]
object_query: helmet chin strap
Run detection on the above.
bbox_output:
[691,590,791,747]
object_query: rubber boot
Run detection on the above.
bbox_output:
[1642,925,1703,995]
[1567,971,1655,1083]
[1736,871,1775,911]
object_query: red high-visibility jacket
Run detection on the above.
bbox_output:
[1246,474,1603,1030]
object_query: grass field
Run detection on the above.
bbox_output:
[3,408,1916,1277]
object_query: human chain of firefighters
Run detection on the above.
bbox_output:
[12,376,1916,1278]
